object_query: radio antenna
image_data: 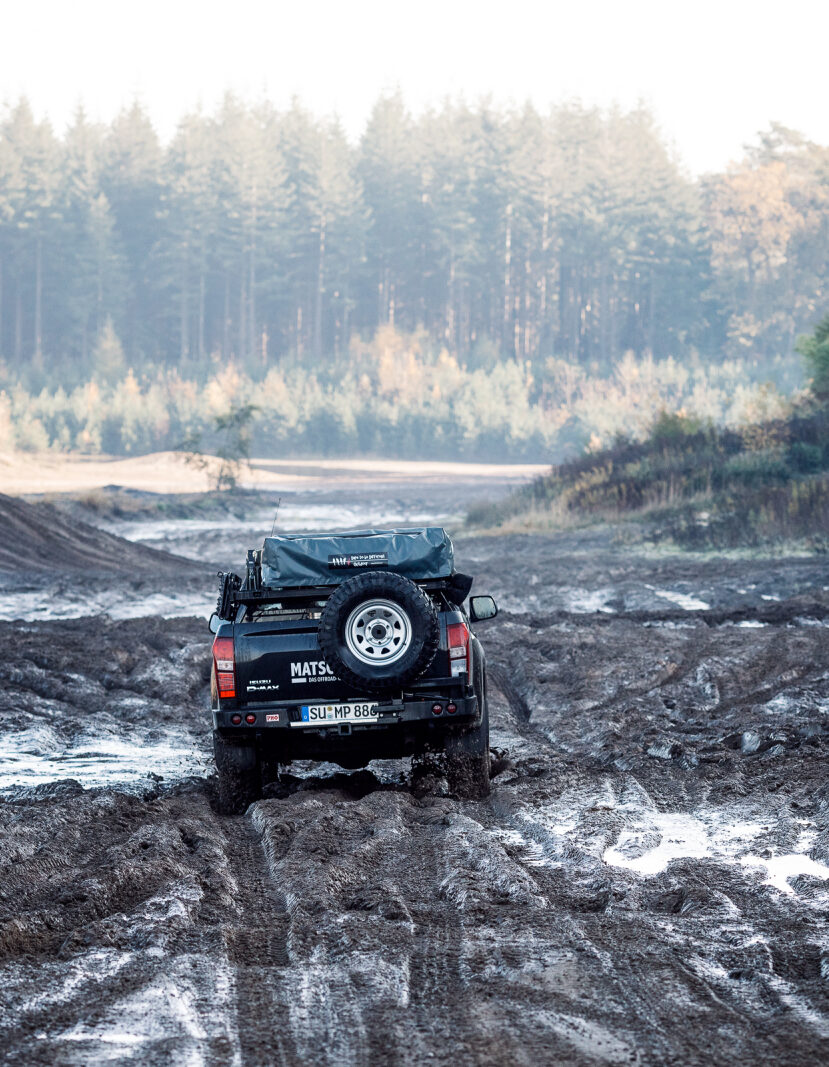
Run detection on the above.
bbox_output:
[270,497,282,536]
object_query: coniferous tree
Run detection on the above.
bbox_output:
[100,102,164,362]
[359,93,422,332]
[279,104,365,359]
[0,101,60,368]
[163,110,218,366]
[59,109,125,365]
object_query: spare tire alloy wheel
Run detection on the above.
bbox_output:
[319,571,439,692]
[345,599,412,665]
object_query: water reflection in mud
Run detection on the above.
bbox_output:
[0,587,212,623]
[0,735,208,794]
[496,782,829,902]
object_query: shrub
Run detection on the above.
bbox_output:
[797,314,829,400]
[787,441,823,474]
[470,402,829,548]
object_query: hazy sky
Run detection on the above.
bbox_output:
[2,0,826,174]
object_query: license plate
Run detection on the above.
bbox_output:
[291,702,379,727]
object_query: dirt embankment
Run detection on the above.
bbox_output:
[1,530,828,1064]
[0,492,201,576]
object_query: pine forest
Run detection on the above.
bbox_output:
[0,94,827,459]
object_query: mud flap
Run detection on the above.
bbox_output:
[213,731,263,815]
[444,663,491,798]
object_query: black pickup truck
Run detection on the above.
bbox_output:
[209,528,498,813]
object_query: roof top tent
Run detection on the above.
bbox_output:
[260,527,455,590]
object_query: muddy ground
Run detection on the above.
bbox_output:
[1,490,828,1065]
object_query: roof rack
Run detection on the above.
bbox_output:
[230,575,456,607]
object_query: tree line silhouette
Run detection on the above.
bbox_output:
[2,94,827,385]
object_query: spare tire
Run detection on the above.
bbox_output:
[318,571,439,692]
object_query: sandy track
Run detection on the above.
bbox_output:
[1,533,828,1064]
[0,451,545,497]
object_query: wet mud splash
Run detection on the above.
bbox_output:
[1,530,829,1064]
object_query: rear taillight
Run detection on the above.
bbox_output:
[447,622,470,678]
[213,636,236,699]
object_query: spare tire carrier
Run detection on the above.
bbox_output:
[319,571,439,692]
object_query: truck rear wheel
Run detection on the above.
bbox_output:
[445,664,491,799]
[213,731,263,815]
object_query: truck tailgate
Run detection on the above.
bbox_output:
[233,620,366,703]
[232,616,451,705]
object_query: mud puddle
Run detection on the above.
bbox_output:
[498,781,829,901]
[0,733,208,795]
[0,585,212,624]
[0,613,210,802]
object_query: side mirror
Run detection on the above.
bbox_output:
[469,595,498,622]
[208,612,221,634]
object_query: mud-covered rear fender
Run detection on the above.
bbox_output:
[470,635,486,682]
[469,636,486,721]
[213,732,258,772]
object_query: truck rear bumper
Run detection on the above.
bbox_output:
[213,693,480,763]
[212,694,478,733]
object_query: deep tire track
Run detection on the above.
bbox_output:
[221,814,294,1066]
